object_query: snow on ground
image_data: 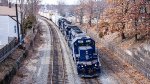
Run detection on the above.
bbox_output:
[32,19,51,84]
[11,19,51,84]
[143,44,150,52]
[99,69,119,84]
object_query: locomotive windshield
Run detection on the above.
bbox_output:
[77,40,94,46]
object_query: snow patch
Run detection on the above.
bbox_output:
[125,50,133,56]
[143,44,150,52]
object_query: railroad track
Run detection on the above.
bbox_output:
[100,54,126,84]
[52,21,82,84]
[43,18,66,84]
[80,78,101,84]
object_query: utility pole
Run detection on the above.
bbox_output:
[15,3,20,43]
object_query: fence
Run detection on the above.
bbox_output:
[0,38,17,63]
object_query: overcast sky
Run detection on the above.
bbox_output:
[41,0,78,5]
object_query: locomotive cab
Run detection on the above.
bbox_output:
[76,46,100,77]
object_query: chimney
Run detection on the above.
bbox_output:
[9,2,11,8]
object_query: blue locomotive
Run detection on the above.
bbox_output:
[58,18,101,77]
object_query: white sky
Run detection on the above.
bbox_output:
[41,0,78,5]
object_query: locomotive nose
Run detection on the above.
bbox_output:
[88,68,93,74]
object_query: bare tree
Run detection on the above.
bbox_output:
[19,0,40,34]
[96,0,107,30]
[74,0,86,25]
[75,0,106,27]
[57,0,65,16]
[85,0,95,27]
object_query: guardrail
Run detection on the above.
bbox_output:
[0,38,18,63]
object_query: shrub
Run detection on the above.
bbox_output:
[99,32,104,38]
[22,15,36,34]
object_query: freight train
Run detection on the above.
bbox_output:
[57,18,101,77]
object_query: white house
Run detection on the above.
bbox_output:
[0,6,21,46]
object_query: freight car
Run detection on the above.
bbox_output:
[58,18,101,77]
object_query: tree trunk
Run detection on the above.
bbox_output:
[88,17,92,27]
[134,18,138,41]
[121,22,126,40]
[121,31,126,39]
[135,33,138,41]
[80,16,83,25]
[80,8,83,25]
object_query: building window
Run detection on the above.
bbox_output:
[14,26,17,33]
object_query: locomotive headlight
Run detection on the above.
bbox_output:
[81,65,84,67]
[78,40,83,43]
[95,64,97,67]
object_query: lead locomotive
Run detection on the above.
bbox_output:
[57,18,101,77]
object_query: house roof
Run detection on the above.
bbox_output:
[0,6,16,16]
[0,6,21,24]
